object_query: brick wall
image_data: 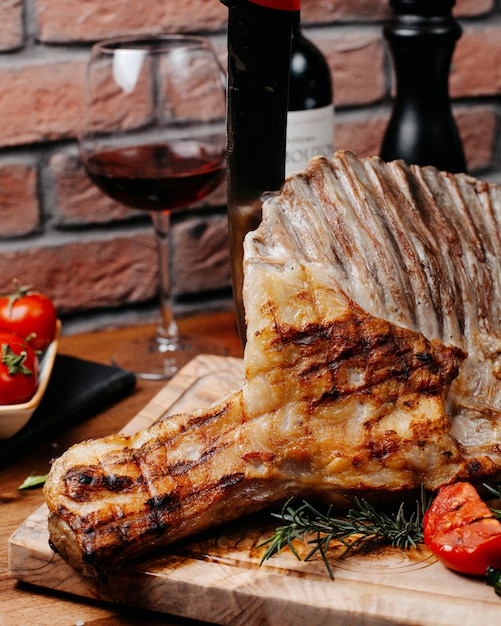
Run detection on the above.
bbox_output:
[0,0,499,334]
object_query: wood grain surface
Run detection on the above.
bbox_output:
[0,311,242,626]
[8,354,501,626]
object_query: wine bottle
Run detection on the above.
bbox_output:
[286,22,334,176]
[380,0,466,173]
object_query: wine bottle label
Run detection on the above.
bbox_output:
[286,104,334,176]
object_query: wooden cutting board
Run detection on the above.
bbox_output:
[8,355,501,625]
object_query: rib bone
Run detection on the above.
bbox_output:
[44,151,501,579]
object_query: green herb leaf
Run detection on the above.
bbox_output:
[483,483,501,520]
[1,344,33,376]
[258,486,430,579]
[486,566,501,597]
[18,473,48,490]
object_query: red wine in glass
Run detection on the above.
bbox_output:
[83,140,226,379]
[79,35,227,379]
[84,142,225,212]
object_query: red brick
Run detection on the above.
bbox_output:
[301,0,389,23]
[456,105,497,173]
[324,32,386,107]
[0,218,231,314]
[0,55,85,147]
[0,0,23,51]
[35,0,228,43]
[301,0,492,22]
[451,24,501,98]
[0,233,158,314]
[455,0,493,17]
[335,114,388,160]
[173,214,231,297]
[0,161,39,236]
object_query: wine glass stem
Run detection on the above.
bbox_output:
[150,210,180,349]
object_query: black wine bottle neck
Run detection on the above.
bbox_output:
[288,22,332,112]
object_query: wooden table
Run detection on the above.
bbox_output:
[0,310,243,626]
[4,310,501,626]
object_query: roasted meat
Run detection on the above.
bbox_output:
[44,151,501,579]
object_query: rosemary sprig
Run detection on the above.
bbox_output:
[483,483,501,520]
[259,487,429,579]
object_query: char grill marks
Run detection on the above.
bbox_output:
[47,290,466,578]
[278,153,501,349]
[274,309,461,402]
[263,152,501,447]
[48,397,251,573]
[45,150,501,579]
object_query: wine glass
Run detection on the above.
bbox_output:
[79,35,227,380]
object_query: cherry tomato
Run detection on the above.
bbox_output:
[424,482,501,576]
[0,283,57,351]
[0,330,38,404]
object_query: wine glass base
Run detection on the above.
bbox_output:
[111,333,228,381]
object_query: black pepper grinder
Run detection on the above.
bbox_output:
[380,0,466,173]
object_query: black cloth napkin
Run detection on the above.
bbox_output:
[0,354,136,468]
